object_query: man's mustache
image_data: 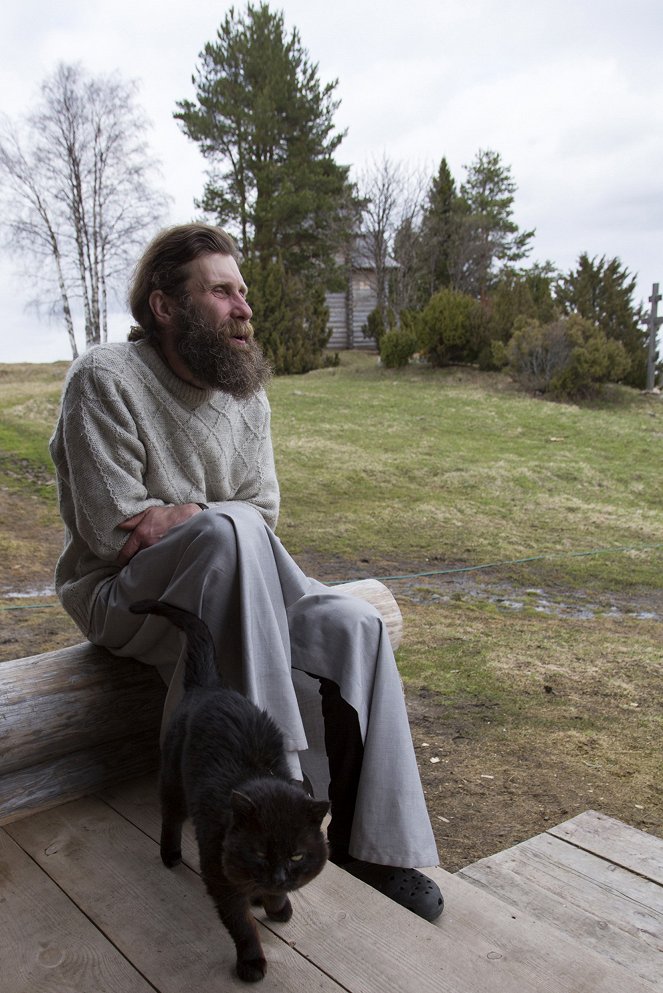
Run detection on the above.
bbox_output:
[219,318,254,342]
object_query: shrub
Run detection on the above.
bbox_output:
[417,289,485,367]
[362,306,396,353]
[506,315,631,398]
[380,327,418,368]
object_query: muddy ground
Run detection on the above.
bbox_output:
[2,492,661,872]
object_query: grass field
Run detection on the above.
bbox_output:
[0,351,661,869]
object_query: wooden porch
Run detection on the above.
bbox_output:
[2,771,661,993]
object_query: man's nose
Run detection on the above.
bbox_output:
[232,294,252,320]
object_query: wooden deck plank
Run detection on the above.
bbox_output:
[0,827,154,993]
[100,774,654,993]
[100,773,201,869]
[457,832,663,989]
[4,798,343,993]
[548,810,663,886]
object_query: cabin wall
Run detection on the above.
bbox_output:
[325,271,378,351]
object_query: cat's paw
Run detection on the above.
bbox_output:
[161,847,182,868]
[265,895,292,923]
[236,955,266,982]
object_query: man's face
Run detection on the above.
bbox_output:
[184,253,253,329]
[170,253,271,398]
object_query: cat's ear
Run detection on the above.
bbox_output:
[306,798,330,826]
[231,790,258,823]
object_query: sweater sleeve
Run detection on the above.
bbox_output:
[50,363,165,561]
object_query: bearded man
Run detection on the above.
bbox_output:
[49,223,443,921]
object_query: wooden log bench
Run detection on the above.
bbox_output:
[0,578,402,826]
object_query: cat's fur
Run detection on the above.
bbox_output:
[129,599,329,983]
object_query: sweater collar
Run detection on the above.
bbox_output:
[135,339,220,407]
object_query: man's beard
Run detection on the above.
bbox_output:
[172,302,272,399]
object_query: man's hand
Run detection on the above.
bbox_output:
[117,504,204,567]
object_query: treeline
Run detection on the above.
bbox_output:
[0,2,653,394]
[358,153,649,396]
[174,4,650,394]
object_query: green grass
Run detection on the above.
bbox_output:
[2,352,661,590]
[0,362,68,500]
[270,352,663,592]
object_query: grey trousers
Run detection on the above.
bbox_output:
[89,503,439,867]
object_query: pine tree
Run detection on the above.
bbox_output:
[457,149,534,298]
[244,255,331,375]
[175,3,353,371]
[488,263,558,344]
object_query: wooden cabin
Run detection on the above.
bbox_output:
[326,235,399,350]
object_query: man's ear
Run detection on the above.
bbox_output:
[149,289,176,327]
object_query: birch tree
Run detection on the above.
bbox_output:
[0,63,167,357]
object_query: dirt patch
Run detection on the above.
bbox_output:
[406,687,660,871]
[2,528,661,873]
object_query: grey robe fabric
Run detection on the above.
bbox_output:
[88,503,439,867]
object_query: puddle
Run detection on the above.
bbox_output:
[392,579,662,622]
[2,587,55,599]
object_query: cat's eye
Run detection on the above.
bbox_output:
[255,851,267,859]
[290,853,304,862]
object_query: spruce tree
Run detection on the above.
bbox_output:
[417,157,461,297]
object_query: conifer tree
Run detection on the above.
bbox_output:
[457,149,534,298]
[175,3,354,370]
[417,157,461,297]
[556,254,646,387]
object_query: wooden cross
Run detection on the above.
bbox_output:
[646,283,662,390]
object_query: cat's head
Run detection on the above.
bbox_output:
[222,780,329,895]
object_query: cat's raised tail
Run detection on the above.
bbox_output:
[129,599,219,691]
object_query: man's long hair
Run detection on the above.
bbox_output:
[128,224,238,340]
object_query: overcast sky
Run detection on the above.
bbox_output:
[1,0,661,363]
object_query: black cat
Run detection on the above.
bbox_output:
[129,599,329,983]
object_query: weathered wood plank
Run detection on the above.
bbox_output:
[428,864,657,993]
[457,832,663,989]
[277,861,655,993]
[100,774,654,993]
[100,773,202,866]
[5,797,343,993]
[0,827,154,993]
[548,810,663,886]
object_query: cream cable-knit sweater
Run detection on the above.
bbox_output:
[49,339,280,633]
